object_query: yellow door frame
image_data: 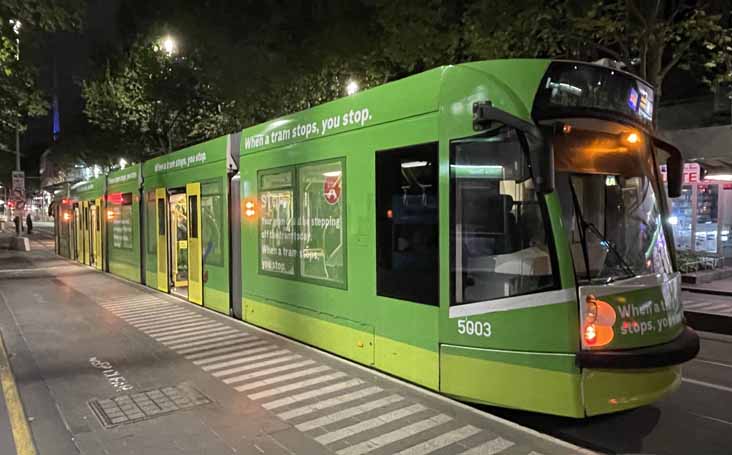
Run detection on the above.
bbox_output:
[94,198,104,270]
[186,182,203,305]
[155,188,169,293]
[89,202,96,266]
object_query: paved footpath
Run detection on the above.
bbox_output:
[0,234,591,455]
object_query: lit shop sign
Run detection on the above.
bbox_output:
[660,162,700,184]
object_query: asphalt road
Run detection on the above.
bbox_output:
[484,330,732,454]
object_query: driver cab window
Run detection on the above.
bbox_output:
[451,128,556,305]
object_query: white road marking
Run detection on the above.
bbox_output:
[702,303,731,312]
[316,403,426,445]
[102,297,162,306]
[192,343,272,365]
[162,328,239,346]
[175,334,254,354]
[336,413,452,455]
[241,368,340,395]
[145,320,222,336]
[683,377,732,393]
[201,348,288,371]
[278,386,383,421]
[111,305,176,317]
[155,325,232,342]
[219,357,311,381]
[102,299,160,308]
[146,322,223,338]
[133,314,206,329]
[185,339,266,360]
[295,394,404,431]
[122,309,190,323]
[692,358,732,370]
[394,425,481,455]
[458,437,515,455]
[262,379,365,410]
[245,371,346,399]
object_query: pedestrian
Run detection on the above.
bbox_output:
[26,214,33,234]
[13,215,20,235]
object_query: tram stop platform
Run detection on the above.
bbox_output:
[0,233,591,455]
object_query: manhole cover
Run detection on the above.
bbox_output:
[89,383,211,428]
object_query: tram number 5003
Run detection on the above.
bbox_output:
[457,319,492,338]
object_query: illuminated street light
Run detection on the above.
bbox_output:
[119,158,128,170]
[346,80,359,96]
[160,35,177,56]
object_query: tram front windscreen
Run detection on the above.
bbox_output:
[553,128,673,284]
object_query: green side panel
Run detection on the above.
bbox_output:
[204,286,228,314]
[582,366,681,416]
[245,297,374,366]
[440,344,583,417]
[545,192,577,290]
[109,261,141,283]
[440,302,579,354]
[142,135,229,178]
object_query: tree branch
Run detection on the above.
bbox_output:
[660,40,693,80]
[626,0,647,26]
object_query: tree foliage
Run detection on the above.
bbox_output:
[0,0,83,134]
[464,0,732,97]
[82,34,240,158]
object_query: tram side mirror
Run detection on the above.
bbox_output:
[652,136,683,198]
[667,153,683,198]
[473,101,554,193]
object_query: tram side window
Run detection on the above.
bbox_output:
[189,195,198,238]
[110,192,133,250]
[258,159,347,287]
[157,199,166,236]
[376,142,438,306]
[202,180,224,266]
[451,128,556,306]
[146,192,156,254]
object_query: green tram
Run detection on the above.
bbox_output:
[55,59,699,417]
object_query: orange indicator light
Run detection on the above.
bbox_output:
[244,199,257,219]
[106,209,114,220]
[387,209,393,219]
[62,212,71,222]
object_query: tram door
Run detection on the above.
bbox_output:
[155,188,169,293]
[186,182,203,305]
[83,201,90,265]
[89,202,96,266]
[169,190,189,298]
[94,197,104,270]
[74,204,83,261]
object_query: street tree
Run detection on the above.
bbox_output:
[464,0,732,98]
[82,33,240,158]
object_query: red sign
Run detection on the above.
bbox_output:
[323,176,341,205]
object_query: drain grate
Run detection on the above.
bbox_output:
[89,383,211,428]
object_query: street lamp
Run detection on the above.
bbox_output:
[119,158,128,170]
[346,80,359,96]
[160,35,177,56]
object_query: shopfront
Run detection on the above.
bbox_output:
[668,163,732,262]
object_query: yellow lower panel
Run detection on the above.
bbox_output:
[582,366,681,416]
[375,336,438,390]
[244,297,374,366]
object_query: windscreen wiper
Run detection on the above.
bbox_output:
[581,219,636,279]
